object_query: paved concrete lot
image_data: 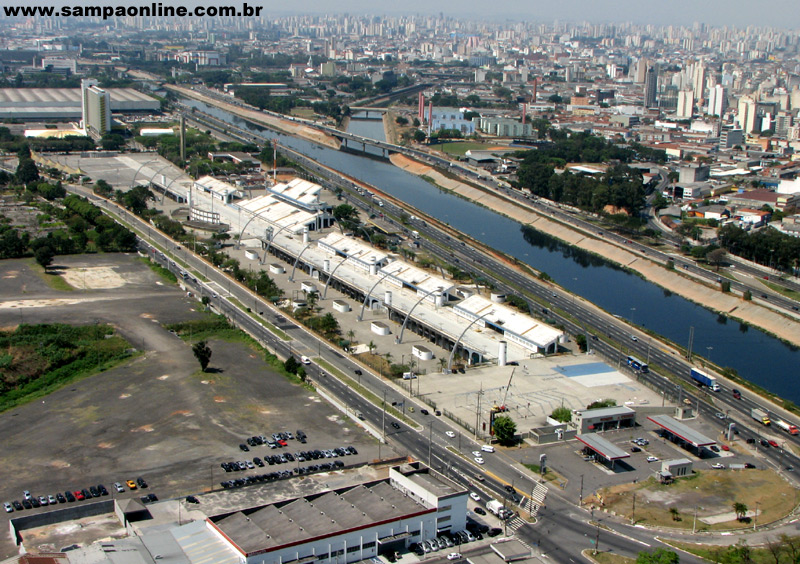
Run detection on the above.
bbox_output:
[0,255,387,558]
[502,414,764,508]
[419,354,665,432]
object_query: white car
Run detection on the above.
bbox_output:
[114,482,125,493]
[447,553,463,561]
[474,457,485,465]
[445,431,456,438]
[472,451,481,457]
[712,463,725,469]
[469,492,481,502]
[300,356,311,365]
[3,502,12,513]
[646,456,659,463]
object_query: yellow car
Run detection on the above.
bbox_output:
[126,480,138,490]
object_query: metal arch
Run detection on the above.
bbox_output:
[289,241,315,282]
[357,269,393,321]
[238,208,278,250]
[396,286,443,344]
[130,159,159,188]
[263,223,295,262]
[446,310,494,373]
[322,258,349,299]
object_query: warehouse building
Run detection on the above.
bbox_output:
[0,88,160,119]
[206,462,467,564]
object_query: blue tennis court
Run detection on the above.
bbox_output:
[554,362,617,378]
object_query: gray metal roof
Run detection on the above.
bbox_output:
[647,415,716,447]
[576,433,631,460]
[575,406,636,419]
[212,481,431,556]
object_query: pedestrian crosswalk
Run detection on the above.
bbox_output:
[506,515,526,532]
[519,482,548,519]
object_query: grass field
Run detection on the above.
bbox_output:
[597,469,798,531]
[0,323,134,412]
[435,141,507,157]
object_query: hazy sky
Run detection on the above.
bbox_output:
[286,0,800,29]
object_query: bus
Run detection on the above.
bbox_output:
[626,355,649,373]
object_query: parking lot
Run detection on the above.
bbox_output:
[0,255,387,558]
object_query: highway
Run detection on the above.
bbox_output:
[66,183,791,563]
[176,104,800,466]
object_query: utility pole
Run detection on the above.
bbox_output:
[474,383,483,439]
[692,506,698,534]
[579,475,584,506]
[754,501,760,531]
[428,423,434,467]
[382,389,387,444]
[594,520,600,555]
[687,326,694,361]
[631,493,636,524]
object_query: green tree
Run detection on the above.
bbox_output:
[413,129,427,143]
[192,340,212,372]
[707,248,728,271]
[284,356,300,375]
[550,406,572,423]
[297,366,307,382]
[733,502,748,521]
[16,158,40,184]
[669,507,680,521]
[492,415,517,446]
[34,245,54,271]
[94,179,114,198]
[332,204,359,233]
[636,548,679,564]
[575,334,587,352]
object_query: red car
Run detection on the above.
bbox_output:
[277,439,288,447]
[768,440,779,448]
[721,445,730,451]
[73,490,85,501]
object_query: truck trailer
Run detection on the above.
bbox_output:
[485,499,512,520]
[774,419,798,435]
[690,368,720,392]
[750,408,771,426]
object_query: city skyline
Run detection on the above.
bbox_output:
[259,0,800,29]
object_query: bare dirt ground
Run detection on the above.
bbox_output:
[0,254,384,559]
[389,154,800,347]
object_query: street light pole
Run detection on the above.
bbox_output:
[428,423,433,467]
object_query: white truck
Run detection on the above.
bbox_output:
[486,499,512,520]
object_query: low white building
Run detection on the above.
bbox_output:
[205,462,467,564]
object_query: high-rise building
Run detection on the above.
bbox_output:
[707,85,728,117]
[634,58,648,83]
[737,95,757,133]
[720,126,744,149]
[775,110,793,137]
[677,89,694,119]
[692,63,706,101]
[81,78,110,135]
[644,65,658,108]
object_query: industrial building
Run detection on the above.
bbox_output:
[208,462,466,564]
[0,87,160,119]
[12,463,467,564]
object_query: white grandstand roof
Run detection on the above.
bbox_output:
[238,194,318,234]
[196,175,238,197]
[270,177,322,207]
[317,232,389,265]
[455,294,562,350]
[380,260,454,297]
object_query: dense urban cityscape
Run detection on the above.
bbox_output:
[1,8,800,564]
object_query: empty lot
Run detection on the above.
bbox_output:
[0,254,383,558]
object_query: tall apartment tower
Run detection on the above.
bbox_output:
[692,63,706,102]
[634,58,649,83]
[81,78,111,135]
[737,95,757,133]
[707,85,728,117]
[644,65,658,108]
[676,89,694,119]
